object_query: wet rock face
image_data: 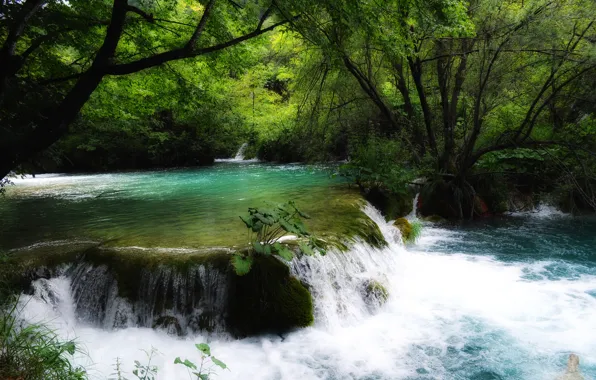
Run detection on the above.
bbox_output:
[360,279,388,310]
[16,246,315,338]
[227,255,314,337]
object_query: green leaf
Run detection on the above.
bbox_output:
[276,245,294,261]
[251,220,264,232]
[196,343,211,356]
[263,244,272,256]
[231,254,253,276]
[252,241,264,254]
[299,242,314,256]
[293,220,309,235]
[198,374,209,380]
[239,215,253,228]
[279,219,297,234]
[64,341,76,355]
[211,356,227,369]
[255,213,274,225]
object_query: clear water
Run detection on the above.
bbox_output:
[0,163,359,250]
[7,166,596,379]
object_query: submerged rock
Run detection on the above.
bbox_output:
[556,354,584,380]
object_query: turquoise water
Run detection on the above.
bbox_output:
[0,163,361,250]
[8,165,596,379]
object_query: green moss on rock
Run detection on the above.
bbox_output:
[227,255,313,337]
[393,218,413,243]
[362,280,389,305]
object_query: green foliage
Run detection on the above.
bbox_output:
[0,299,87,380]
[393,218,422,244]
[174,343,228,380]
[339,137,415,196]
[232,201,325,275]
[409,221,423,244]
[132,349,159,380]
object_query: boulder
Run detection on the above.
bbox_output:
[227,255,314,337]
[361,279,389,307]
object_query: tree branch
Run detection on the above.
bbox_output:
[126,5,154,23]
[106,17,296,76]
[186,0,217,49]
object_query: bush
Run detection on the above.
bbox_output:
[339,136,414,196]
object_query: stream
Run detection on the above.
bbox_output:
[2,164,596,379]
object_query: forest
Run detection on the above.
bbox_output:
[1,0,594,216]
[1,0,596,379]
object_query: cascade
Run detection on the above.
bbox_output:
[12,202,596,379]
[17,202,400,336]
[234,142,248,160]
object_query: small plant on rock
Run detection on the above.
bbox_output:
[174,343,227,380]
[232,201,326,275]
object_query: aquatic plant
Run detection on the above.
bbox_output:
[175,343,227,380]
[232,201,326,275]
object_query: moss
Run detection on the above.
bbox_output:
[393,218,413,243]
[362,280,389,305]
[314,186,387,250]
[227,255,313,337]
[80,247,232,302]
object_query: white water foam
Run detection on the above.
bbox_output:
[215,143,259,163]
[506,203,568,218]
[15,203,596,379]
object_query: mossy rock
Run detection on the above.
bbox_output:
[227,255,313,337]
[361,279,389,307]
[393,218,413,243]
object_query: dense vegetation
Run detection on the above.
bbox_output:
[1,0,595,213]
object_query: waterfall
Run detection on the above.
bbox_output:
[407,193,420,219]
[234,143,248,160]
[215,143,257,163]
[13,202,596,379]
[17,202,401,336]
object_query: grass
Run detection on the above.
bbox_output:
[0,296,87,380]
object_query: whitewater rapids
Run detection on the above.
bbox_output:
[17,205,596,379]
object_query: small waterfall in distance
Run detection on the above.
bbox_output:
[215,142,256,163]
[234,143,248,160]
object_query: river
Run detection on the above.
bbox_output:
[2,163,596,379]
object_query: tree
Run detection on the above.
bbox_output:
[0,0,296,178]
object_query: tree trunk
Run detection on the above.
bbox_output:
[408,56,437,157]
